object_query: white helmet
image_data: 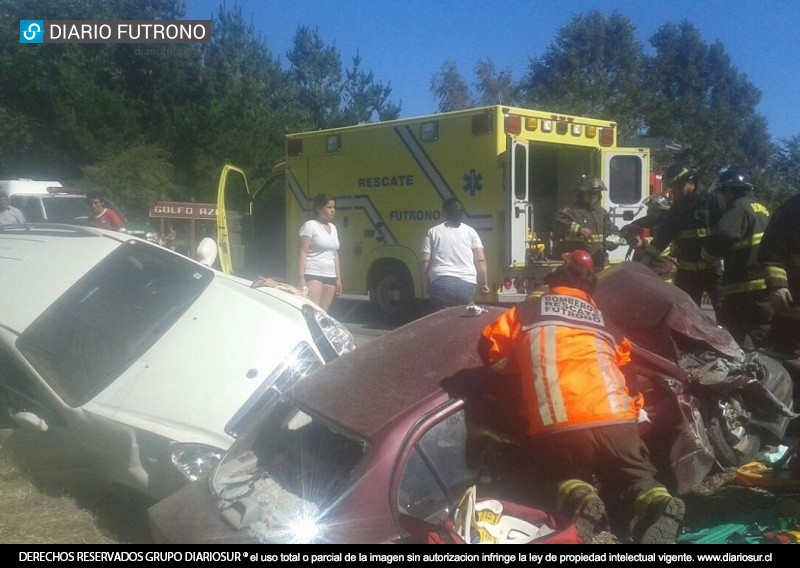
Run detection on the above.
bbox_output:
[196,237,218,267]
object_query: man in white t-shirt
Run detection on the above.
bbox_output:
[420,197,490,310]
[0,192,26,224]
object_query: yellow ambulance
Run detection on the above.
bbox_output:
[217,105,650,318]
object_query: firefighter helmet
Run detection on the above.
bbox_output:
[566,249,595,271]
[717,168,753,192]
[643,193,671,211]
[664,163,699,188]
[576,175,607,193]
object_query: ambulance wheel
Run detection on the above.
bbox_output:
[370,266,414,320]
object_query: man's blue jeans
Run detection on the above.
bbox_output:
[428,276,476,311]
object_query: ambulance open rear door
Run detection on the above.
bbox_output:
[602,149,649,262]
[508,138,531,268]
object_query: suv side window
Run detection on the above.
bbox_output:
[0,348,61,428]
[10,196,44,222]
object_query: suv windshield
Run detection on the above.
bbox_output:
[18,240,213,405]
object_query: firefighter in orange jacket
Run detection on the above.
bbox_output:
[477,262,684,544]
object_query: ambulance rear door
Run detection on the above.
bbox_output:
[507,137,531,268]
[602,149,649,262]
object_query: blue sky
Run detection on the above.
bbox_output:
[186,0,800,142]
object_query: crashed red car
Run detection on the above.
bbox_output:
[148,262,794,544]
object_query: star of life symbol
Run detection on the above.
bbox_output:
[463,169,483,197]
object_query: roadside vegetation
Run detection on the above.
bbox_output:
[1,1,799,219]
[0,438,151,544]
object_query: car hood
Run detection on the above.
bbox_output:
[84,276,321,450]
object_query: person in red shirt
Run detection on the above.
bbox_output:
[87,192,125,232]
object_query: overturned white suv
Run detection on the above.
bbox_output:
[0,224,355,500]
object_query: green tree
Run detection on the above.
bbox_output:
[0,0,188,179]
[643,21,771,181]
[81,143,177,216]
[286,25,343,129]
[762,135,800,206]
[194,1,296,196]
[520,11,644,138]
[341,52,400,124]
[430,60,472,112]
[287,26,399,129]
[473,58,518,107]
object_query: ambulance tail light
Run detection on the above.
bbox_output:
[505,115,521,135]
[513,277,524,291]
[556,121,568,135]
[503,278,513,290]
[288,139,303,157]
[472,114,493,135]
[585,126,597,139]
[525,118,538,131]
[599,128,614,147]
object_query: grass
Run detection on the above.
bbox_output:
[0,436,153,544]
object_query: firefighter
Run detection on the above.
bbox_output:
[640,163,725,310]
[759,192,800,358]
[701,168,773,349]
[527,250,596,300]
[620,193,676,282]
[552,175,621,270]
[478,262,685,544]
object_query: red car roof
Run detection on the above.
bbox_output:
[291,305,507,438]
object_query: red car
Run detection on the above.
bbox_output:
[148,262,794,544]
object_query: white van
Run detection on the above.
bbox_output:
[0,178,63,196]
[1,179,89,225]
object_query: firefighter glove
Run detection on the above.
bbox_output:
[770,287,794,313]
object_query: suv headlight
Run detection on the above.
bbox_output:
[225,343,324,439]
[171,442,226,481]
[302,305,356,363]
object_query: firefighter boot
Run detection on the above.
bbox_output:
[631,487,685,544]
[556,479,608,542]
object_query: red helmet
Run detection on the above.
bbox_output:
[563,250,594,271]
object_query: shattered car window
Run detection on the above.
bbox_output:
[212,399,367,544]
[398,410,478,523]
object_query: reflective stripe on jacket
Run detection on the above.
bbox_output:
[552,203,618,256]
[478,286,638,437]
[645,189,724,266]
[759,193,800,297]
[701,193,770,295]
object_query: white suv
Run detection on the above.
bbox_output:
[0,224,355,500]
